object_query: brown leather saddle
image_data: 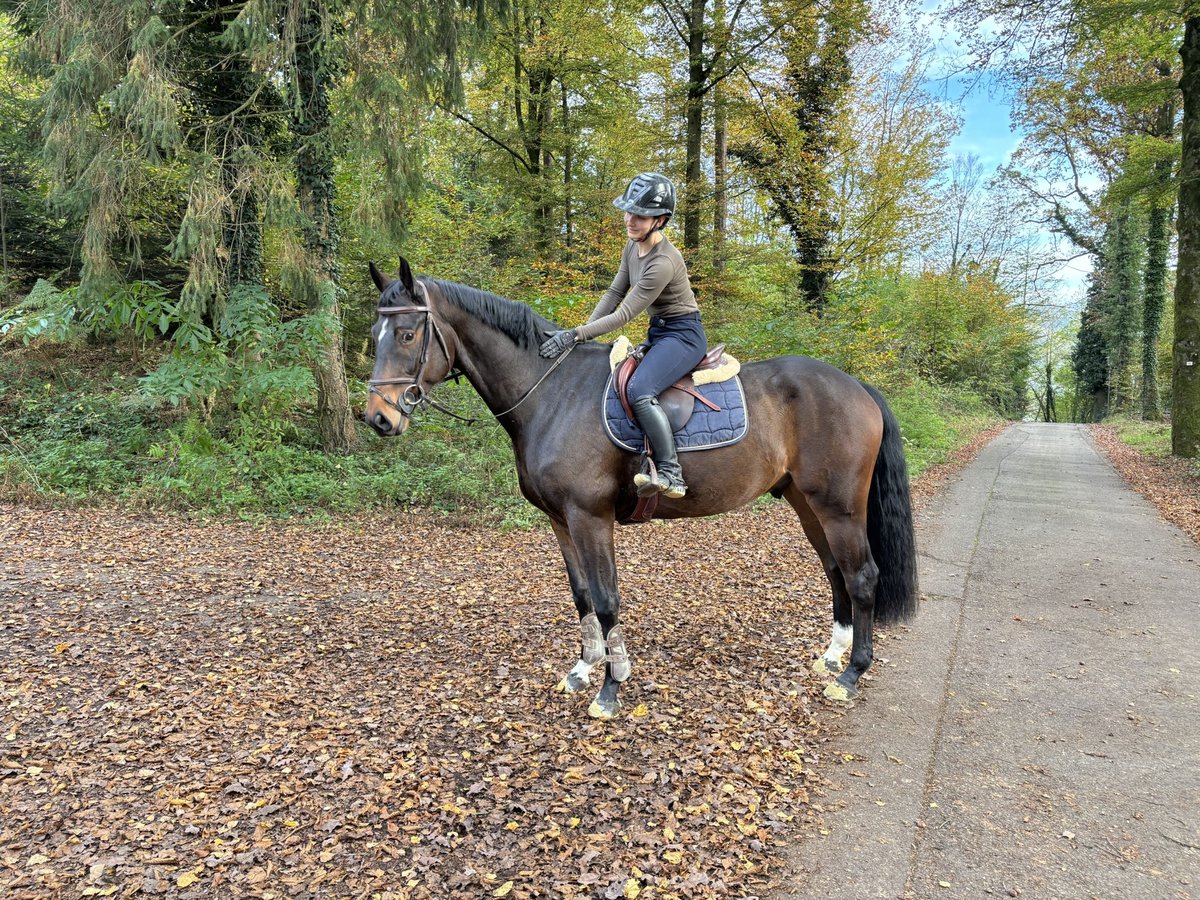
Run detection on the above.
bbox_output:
[614,343,727,432]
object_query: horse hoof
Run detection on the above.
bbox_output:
[813,657,843,676]
[823,681,859,703]
[588,698,621,720]
[556,672,591,693]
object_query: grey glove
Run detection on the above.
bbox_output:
[539,329,577,359]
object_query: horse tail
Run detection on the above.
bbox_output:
[860,382,919,624]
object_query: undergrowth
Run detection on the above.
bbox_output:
[1,339,1002,523]
[1104,416,1174,458]
[1104,416,1200,477]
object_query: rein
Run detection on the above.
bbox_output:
[369,287,576,426]
[491,341,577,419]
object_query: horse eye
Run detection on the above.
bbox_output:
[397,330,415,343]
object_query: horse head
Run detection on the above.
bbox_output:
[365,258,455,436]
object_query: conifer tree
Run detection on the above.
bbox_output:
[1072,268,1111,421]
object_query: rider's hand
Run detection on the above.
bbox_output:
[539,329,578,359]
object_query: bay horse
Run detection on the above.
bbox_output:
[365,259,917,719]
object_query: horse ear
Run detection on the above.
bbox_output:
[398,257,416,296]
[369,261,393,292]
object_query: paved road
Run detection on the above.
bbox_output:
[781,423,1200,900]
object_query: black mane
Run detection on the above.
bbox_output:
[428,279,560,350]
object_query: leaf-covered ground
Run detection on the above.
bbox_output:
[0,430,1005,900]
[1090,424,1200,546]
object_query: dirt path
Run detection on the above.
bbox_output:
[2,497,845,898]
[779,423,1200,900]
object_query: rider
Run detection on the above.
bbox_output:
[539,172,705,499]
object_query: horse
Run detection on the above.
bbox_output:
[364,258,918,719]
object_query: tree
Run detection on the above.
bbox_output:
[731,0,869,311]
[1072,269,1111,420]
[0,21,71,294]
[652,0,789,255]
[431,0,652,252]
[1175,17,1200,457]
[289,0,358,452]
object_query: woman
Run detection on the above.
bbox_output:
[539,172,706,499]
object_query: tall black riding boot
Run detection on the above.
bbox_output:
[631,396,687,499]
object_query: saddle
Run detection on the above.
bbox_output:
[604,338,745,526]
[610,338,737,432]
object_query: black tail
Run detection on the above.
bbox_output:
[861,382,918,624]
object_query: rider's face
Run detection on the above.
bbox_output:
[624,212,663,241]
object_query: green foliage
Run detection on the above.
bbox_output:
[1,0,1046,516]
[1,278,212,348]
[1106,415,1174,458]
[886,380,1001,478]
[0,356,536,522]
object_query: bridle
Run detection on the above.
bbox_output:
[367,280,577,425]
[368,283,468,422]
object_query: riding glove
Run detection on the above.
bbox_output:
[539,329,577,359]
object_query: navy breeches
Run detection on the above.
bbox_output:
[626,313,707,401]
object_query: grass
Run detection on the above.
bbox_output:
[887,381,1003,478]
[1103,415,1200,478]
[1104,415,1174,459]
[1,341,1004,523]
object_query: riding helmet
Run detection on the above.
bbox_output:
[613,172,676,222]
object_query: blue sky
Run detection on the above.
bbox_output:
[941,75,1023,169]
[917,0,1091,314]
[917,0,1024,169]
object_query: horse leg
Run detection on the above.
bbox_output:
[783,486,853,676]
[815,515,880,702]
[550,521,605,693]
[564,508,628,720]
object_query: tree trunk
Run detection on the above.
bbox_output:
[561,81,572,245]
[713,83,727,273]
[1,170,8,289]
[1142,198,1170,420]
[1175,19,1200,458]
[712,0,727,273]
[1143,92,1176,421]
[294,0,358,453]
[683,0,706,254]
[1107,202,1137,413]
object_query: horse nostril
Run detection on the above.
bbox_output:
[372,411,392,433]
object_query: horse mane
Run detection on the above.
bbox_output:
[427,279,560,350]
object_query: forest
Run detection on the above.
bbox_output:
[1,0,1197,518]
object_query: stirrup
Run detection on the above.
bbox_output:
[634,463,687,499]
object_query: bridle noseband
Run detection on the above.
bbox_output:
[368,284,459,420]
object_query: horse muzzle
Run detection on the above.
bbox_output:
[365,397,410,436]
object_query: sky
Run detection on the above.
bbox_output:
[917,0,1093,318]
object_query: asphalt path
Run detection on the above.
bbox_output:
[780,423,1200,900]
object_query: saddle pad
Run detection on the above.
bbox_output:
[602,374,749,453]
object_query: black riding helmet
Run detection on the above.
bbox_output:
[613,172,676,224]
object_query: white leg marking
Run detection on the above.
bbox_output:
[823,622,852,665]
[569,659,594,681]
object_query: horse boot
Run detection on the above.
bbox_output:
[631,396,687,499]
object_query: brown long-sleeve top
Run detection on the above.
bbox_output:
[574,237,699,341]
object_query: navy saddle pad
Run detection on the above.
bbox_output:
[602,374,749,453]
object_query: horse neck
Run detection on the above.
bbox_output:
[430,284,550,422]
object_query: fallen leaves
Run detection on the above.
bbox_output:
[1090,426,1200,546]
[0,427,999,899]
[0,501,841,897]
